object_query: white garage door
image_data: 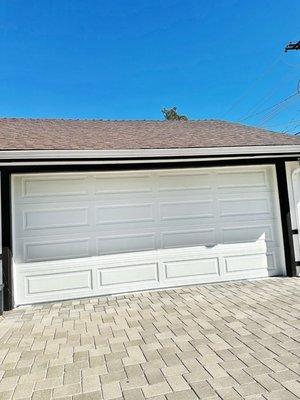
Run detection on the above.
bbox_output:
[12,165,285,305]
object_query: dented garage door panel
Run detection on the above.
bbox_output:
[12,166,286,305]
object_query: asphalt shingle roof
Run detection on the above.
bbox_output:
[0,118,299,150]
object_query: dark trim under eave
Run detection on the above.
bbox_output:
[0,152,299,168]
[1,155,300,174]
[1,170,13,312]
[1,156,298,311]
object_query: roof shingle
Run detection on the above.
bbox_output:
[0,118,299,150]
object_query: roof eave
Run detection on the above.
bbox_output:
[0,145,300,160]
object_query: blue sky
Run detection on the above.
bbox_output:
[1,0,300,133]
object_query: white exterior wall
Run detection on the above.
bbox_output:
[286,161,300,275]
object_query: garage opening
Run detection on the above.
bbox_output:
[12,165,286,305]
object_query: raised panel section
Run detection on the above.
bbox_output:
[221,225,273,244]
[99,263,158,286]
[24,238,90,262]
[217,170,267,188]
[27,270,92,295]
[97,233,156,255]
[158,173,212,191]
[220,198,270,217]
[160,200,213,221]
[162,229,215,248]
[164,258,219,279]
[96,203,154,225]
[224,253,268,273]
[23,207,88,230]
[94,174,152,194]
[22,176,88,198]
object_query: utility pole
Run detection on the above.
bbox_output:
[284,41,300,135]
[285,41,300,52]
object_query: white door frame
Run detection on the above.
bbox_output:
[292,168,300,255]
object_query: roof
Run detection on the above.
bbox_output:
[0,118,299,151]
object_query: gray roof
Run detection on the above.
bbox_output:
[0,118,299,150]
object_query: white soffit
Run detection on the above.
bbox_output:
[0,145,300,160]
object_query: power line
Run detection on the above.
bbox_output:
[281,58,300,69]
[282,119,300,134]
[255,92,300,127]
[241,92,298,123]
[255,80,300,127]
[256,94,298,124]
[224,41,299,128]
[222,53,283,118]
[238,69,300,123]
[247,41,300,131]
[255,43,300,130]
[260,117,300,128]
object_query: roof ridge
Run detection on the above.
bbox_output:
[0,117,288,136]
[0,117,226,123]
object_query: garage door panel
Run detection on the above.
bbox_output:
[24,207,89,231]
[217,192,280,218]
[22,177,88,198]
[219,197,271,218]
[94,173,153,194]
[27,269,92,295]
[220,223,276,244]
[164,257,219,280]
[159,200,214,221]
[223,248,280,276]
[161,228,216,249]
[216,169,269,189]
[96,203,155,225]
[224,253,268,273]
[99,263,158,286]
[18,206,89,233]
[17,236,91,263]
[14,202,94,237]
[12,166,285,305]
[157,172,213,192]
[96,233,156,255]
[13,174,90,203]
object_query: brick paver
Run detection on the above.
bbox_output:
[0,277,299,399]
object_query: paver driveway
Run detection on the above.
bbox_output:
[0,278,299,400]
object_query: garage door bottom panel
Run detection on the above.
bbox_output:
[14,242,283,305]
